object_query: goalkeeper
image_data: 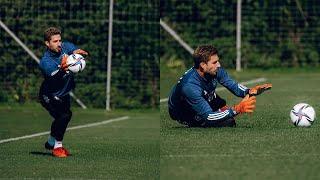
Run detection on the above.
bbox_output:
[38,27,88,157]
[168,45,272,127]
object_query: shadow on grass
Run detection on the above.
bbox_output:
[30,151,73,157]
[169,125,254,129]
[30,151,52,156]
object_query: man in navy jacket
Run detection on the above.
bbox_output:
[168,45,272,127]
[39,27,88,157]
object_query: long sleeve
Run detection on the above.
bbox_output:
[216,68,249,97]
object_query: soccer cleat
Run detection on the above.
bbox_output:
[63,147,70,156]
[52,147,70,158]
[44,142,54,150]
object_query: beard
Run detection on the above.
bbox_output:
[207,70,217,76]
[204,68,219,79]
[204,72,214,80]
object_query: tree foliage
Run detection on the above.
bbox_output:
[160,0,320,69]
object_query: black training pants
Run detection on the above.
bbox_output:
[39,93,72,141]
[169,93,236,128]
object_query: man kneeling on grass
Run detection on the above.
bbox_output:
[168,45,272,127]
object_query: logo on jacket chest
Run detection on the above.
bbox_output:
[203,90,216,102]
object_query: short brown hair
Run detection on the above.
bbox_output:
[44,27,61,41]
[193,45,218,68]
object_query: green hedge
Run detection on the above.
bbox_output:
[160,0,320,69]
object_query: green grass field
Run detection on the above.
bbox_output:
[160,67,320,179]
[0,104,159,179]
[1,67,320,179]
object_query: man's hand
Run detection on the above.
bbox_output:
[60,54,68,71]
[233,95,256,114]
[73,49,88,56]
[249,83,272,96]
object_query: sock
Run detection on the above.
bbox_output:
[54,140,63,149]
[48,135,55,146]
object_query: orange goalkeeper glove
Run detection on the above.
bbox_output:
[60,54,68,71]
[73,49,88,56]
[249,83,272,96]
[233,95,256,114]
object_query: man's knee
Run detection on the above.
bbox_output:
[168,108,179,120]
[222,118,236,127]
[202,118,236,128]
[60,111,72,122]
[214,118,236,127]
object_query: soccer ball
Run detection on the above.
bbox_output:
[290,103,316,127]
[66,54,86,73]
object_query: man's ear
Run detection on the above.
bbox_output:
[45,41,49,47]
[199,62,206,70]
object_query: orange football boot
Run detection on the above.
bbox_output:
[52,147,70,158]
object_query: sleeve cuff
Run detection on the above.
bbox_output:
[229,108,238,117]
[245,88,250,96]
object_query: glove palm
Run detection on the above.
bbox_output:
[60,54,68,71]
[233,95,256,114]
[73,49,88,56]
[249,83,272,96]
